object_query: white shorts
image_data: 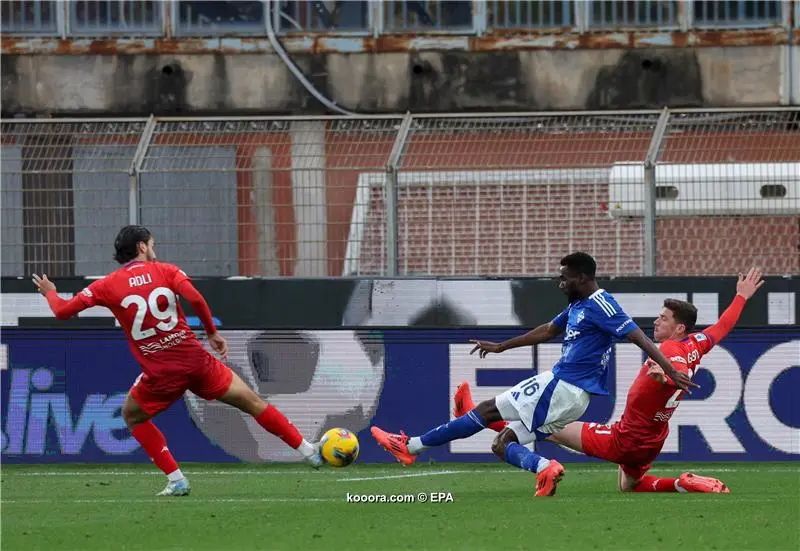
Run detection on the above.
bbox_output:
[495,371,590,445]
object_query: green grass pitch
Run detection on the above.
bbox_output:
[2,462,798,551]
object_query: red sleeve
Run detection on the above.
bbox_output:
[46,291,90,320]
[176,279,217,335]
[699,295,746,353]
[76,279,105,308]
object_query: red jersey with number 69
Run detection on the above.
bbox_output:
[77,260,207,378]
[615,332,715,447]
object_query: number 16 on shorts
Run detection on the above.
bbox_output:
[512,377,540,400]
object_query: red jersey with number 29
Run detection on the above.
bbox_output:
[615,331,714,447]
[77,260,207,378]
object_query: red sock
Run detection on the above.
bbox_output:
[131,421,180,476]
[633,475,678,492]
[255,404,303,449]
[488,420,509,432]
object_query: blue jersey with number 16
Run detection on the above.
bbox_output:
[549,289,638,395]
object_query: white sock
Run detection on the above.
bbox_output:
[407,437,425,455]
[535,458,551,474]
[297,439,316,458]
[167,469,184,482]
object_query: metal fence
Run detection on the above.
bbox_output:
[0,0,795,37]
[1,108,798,279]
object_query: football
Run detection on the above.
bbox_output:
[320,428,360,467]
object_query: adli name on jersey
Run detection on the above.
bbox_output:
[129,274,153,288]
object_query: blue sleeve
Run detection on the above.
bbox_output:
[551,307,570,329]
[589,295,639,337]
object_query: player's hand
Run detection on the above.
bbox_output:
[665,367,698,393]
[645,359,668,384]
[469,340,503,358]
[208,332,228,360]
[736,267,765,301]
[32,273,56,296]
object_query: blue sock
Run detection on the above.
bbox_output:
[417,409,487,448]
[504,442,550,474]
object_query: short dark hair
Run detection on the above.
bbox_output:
[560,252,597,279]
[663,299,697,333]
[114,225,151,264]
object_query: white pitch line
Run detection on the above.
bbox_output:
[337,470,461,482]
[602,497,791,503]
[6,469,511,478]
[4,466,797,478]
[1,497,339,505]
[8,470,326,477]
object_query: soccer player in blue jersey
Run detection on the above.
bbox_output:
[371,252,697,496]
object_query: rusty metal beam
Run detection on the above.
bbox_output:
[2,27,796,56]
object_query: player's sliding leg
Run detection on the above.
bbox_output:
[371,397,506,466]
[215,371,323,468]
[626,470,728,493]
[453,382,508,432]
[122,392,190,497]
[618,467,680,493]
[631,475,681,492]
[621,467,721,493]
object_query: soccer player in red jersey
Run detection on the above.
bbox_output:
[453,267,764,494]
[32,225,323,496]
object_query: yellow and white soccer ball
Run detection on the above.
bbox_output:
[320,428,360,467]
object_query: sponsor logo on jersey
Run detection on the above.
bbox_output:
[565,328,581,341]
[654,411,674,422]
[615,318,633,333]
[670,355,688,364]
[138,330,188,355]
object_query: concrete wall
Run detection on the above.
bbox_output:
[2,46,797,116]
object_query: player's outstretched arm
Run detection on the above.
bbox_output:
[626,328,699,392]
[32,274,89,320]
[470,322,562,358]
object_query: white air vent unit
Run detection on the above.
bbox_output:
[609,162,800,217]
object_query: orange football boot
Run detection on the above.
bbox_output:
[678,473,730,493]
[453,381,476,417]
[370,426,417,466]
[535,460,565,497]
